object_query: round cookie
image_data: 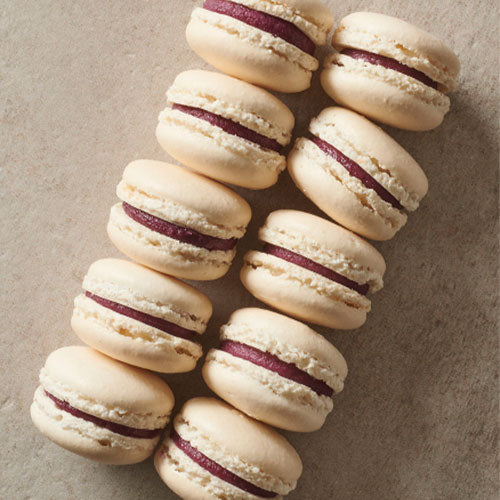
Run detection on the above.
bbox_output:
[157,70,295,189]
[203,307,348,432]
[186,0,334,92]
[31,346,174,464]
[107,160,251,281]
[241,210,386,329]
[155,397,302,499]
[288,106,428,240]
[321,12,460,130]
[71,258,213,373]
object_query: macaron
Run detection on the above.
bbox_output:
[241,210,386,329]
[156,70,295,189]
[71,258,213,373]
[107,160,251,281]
[31,346,174,464]
[321,12,460,130]
[288,106,428,240]
[186,0,334,93]
[203,308,347,432]
[155,397,302,499]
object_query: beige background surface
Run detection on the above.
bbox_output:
[1,0,498,499]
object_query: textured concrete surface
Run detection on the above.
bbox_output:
[1,0,498,498]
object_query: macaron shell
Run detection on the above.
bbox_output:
[311,107,428,201]
[202,350,330,432]
[321,57,448,131]
[241,252,367,329]
[156,116,284,189]
[225,307,347,381]
[107,203,234,281]
[43,346,174,416]
[186,9,314,93]
[168,69,295,137]
[261,209,386,277]
[154,447,220,500]
[85,258,212,325]
[71,308,201,373]
[31,388,157,465]
[179,397,303,487]
[334,11,460,91]
[120,160,251,232]
[288,138,404,240]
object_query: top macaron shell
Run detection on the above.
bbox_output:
[288,106,428,240]
[241,209,386,329]
[321,12,460,130]
[157,70,295,189]
[72,258,213,373]
[203,307,348,431]
[107,160,251,280]
[31,346,174,464]
[186,0,334,92]
[155,397,302,499]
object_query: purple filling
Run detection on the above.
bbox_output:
[85,291,197,341]
[122,202,237,251]
[45,391,163,439]
[220,340,333,397]
[341,48,438,90]
[311,136,404,211]
[264,243,369,296]
[172,103,282,153]
[171,430,277,498]
[203,0,315,55]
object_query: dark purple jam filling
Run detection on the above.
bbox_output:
[171,430,277,498]
[85,291,197,341]
[311,136,403,211]
[341,48,438,90]
[172,103,282,153]
[263,243,369,296]
[220,340,333,397]
[203,0,315,55]
[122,202,237,251]
[45,391,163,439]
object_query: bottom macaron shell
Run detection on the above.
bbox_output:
[155,443,221,500]
[203,351,330,432]
[107,203,233,281]
[156,119,282,190]
[71,311,200,373]
[288,141,400,240]
[321,64,445,131]
[31,387,157,465]
[241,251,366,329]
[186,13,312,93]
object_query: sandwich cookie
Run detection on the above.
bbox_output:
[203,308,347,432]
[155,397,302,499]
[321,12,460,130]
[241,210,386,329]
[157,70,295,189]
[186,0,334,93]
[31,346,174,464]
[288,107,428,240]
[107,160,251,281]
[71,258,213,373]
